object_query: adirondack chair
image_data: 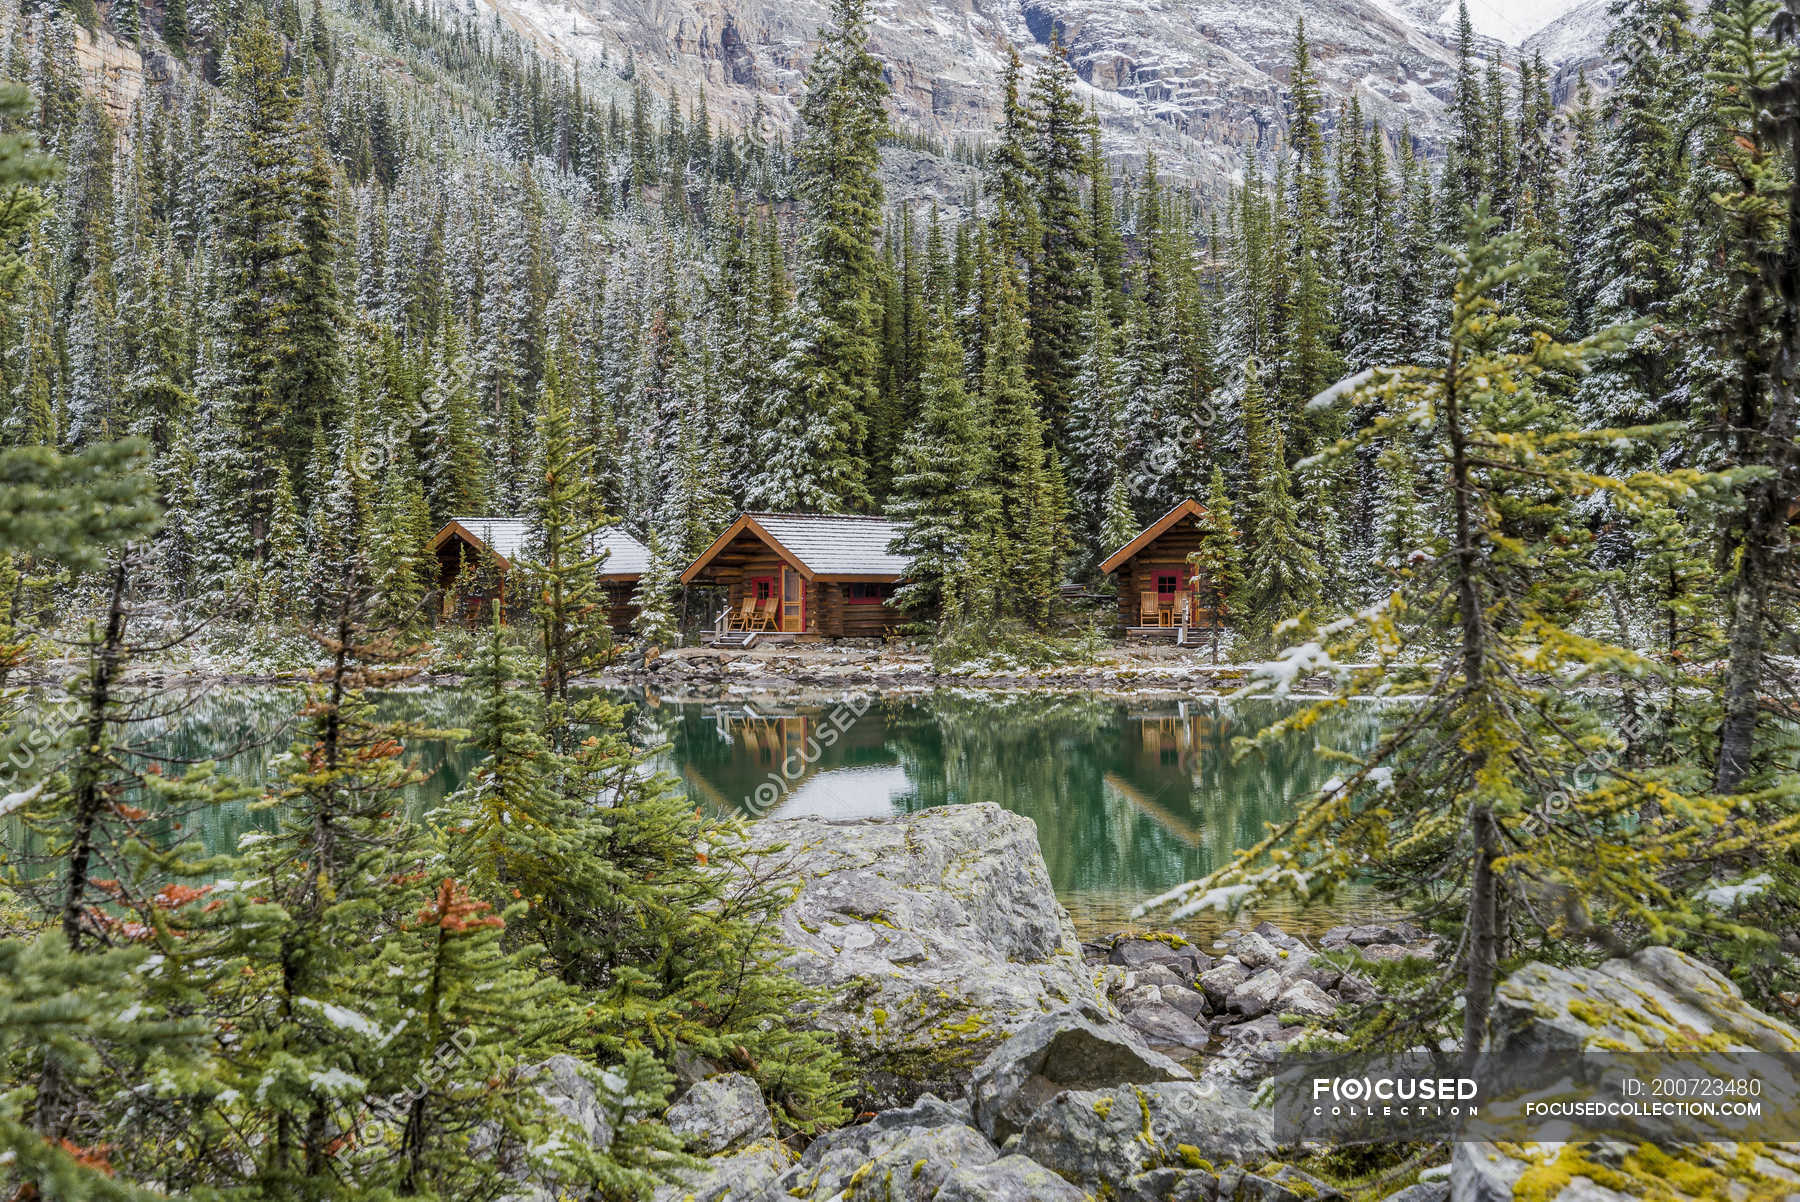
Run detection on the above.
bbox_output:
[755,596,780,631]
[1139,591,1164,627]
[727,596,758,631]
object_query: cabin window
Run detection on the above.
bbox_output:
[846,582,889,605]
[1155,573,1180,596]
[751,576,777,602]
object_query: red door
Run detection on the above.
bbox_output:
[1155,572,1186,623]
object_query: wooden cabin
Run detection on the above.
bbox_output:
[681,513,914,643]
[1099,499,1220,642]
[426,516,651,635]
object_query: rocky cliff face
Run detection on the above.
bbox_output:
[471,0,1606,187]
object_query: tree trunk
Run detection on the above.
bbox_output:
[1443,335,1497,1066]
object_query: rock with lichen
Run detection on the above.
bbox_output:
[741,804,1101,1109]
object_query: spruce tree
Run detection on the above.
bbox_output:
[1187,466,1245,663]
[1144,208,1750,1071]
[524,364,617,733]
[766,0,887,512]
[630,529,679,649]
[888,309,986,625]
[1237,358,1321,638]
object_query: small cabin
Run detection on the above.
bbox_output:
[1099,499,1220,642]
[680,513,916,643]
[427,516,650,635]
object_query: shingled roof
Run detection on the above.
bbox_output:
[680,513,910,583]
[430,517,651,579]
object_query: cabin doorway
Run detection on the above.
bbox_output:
[780,566,805,633]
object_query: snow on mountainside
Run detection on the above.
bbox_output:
[470,0,1611,188]
[1436,0,1585,45]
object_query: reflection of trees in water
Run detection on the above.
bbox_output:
[14,687,1388,908]
[7,688,484,864]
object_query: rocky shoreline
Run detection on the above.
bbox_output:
[505,804,1800,1202]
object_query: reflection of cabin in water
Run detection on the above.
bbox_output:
[1100,500,1222,643]
[677,706,895,816]
[426,517,651,634]
[1102,705,1237,844]
[682,513,916,645]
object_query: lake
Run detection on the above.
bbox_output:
[24,688,1394,941]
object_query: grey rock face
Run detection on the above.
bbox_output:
[776,1118,998,1201]
[1014,1082,1275,1190]
[969,1001,1191,1144]
[1273,979,1338,1021]
[1376,1183,1450,1202]
[1116,1167,1221,1202]
[1231,931,1282,970]
[741,804,1098,1108]
[663,1072,773,1154]
[1453,947,1800,1201]
[480,0,1603,202]
[651,1139,795,1202]
[525,1054,614,1150]
[932,1153,1091,1201]
[1198,961,1250,1010]
[1123,1001,1212,1052]
[1226,968,1287,1018]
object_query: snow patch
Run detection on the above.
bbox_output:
[1695,874,1773,909]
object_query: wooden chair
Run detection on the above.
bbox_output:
[1139,592,1162,627]
[755,596,780,631]
[727,596,757,631]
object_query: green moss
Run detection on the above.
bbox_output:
[1092,1097,1114,1119]
[1175,1145,1212,1171]
[1132,1086,1155,1147]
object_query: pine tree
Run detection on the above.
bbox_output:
[766,0,888,511]
[888,308,986,625]
[1027,30,1093,442]
[1573,0,1695,444]
[209,7,308,561]
[1237,358,1321,638]
[1281,18,1343,451]
[1145,207,1748,1070]
[524,365,617,735]
[630,529,679,649]
[446,626,849,1133]
[1187,466,1244,663]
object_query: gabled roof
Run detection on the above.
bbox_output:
[428,517,651,580]
[680,513,909,584]
[1098,499,1208,575]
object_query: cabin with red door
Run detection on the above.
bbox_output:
[1099,499,1221,642]
[681,513,915,644]
[426,516,651,635]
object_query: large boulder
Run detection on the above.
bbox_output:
[761,1098,997,1201]
[1013,1082,1275,1190]
[744,804,1099,1107]
[933,1155,1090,1201]
[663,1073,772,1154]
[969,1001,1191,1143]
[651,1140,794,1202]
[1452,947,1800,1201]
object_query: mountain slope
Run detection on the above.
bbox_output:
[469,0,1608,186]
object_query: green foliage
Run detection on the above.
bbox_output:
[1141,208,1765,1065]
[630,531,680,649]
[1187,467,1245,663]
[446,624,851,1134]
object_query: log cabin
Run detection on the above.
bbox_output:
[427,516,651,635]
[680,512,915,644]
[1099,499,1220,643]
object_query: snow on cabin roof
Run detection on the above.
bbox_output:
[441,516,651,578]
[680,513,910,583]
[744,513,909,577]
